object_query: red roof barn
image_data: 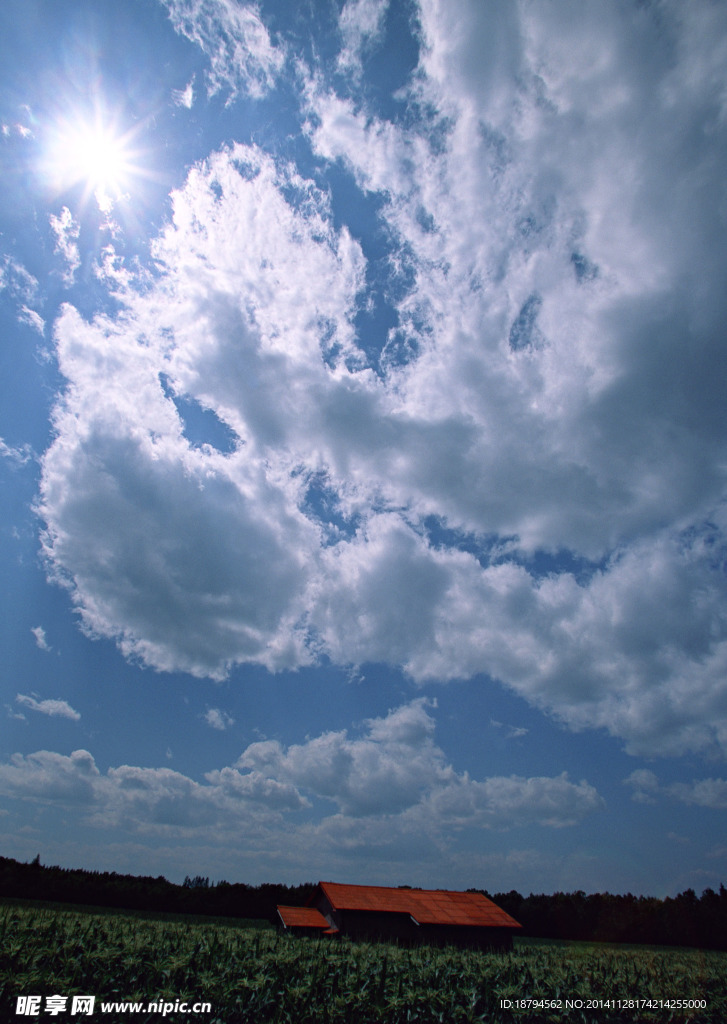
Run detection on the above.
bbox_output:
[278,881,521,949]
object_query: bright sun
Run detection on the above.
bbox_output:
[72,126,130,194]
[45,106,144,210]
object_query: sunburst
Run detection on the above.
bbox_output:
[44,103,147,211]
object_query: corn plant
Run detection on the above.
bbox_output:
[1,901,726,1023]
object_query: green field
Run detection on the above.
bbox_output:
[1,901,725,1023]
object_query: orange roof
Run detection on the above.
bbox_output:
[315,882,521,929]
[277,905,332,930]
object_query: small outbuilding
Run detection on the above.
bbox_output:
[275,904,339,937]
[278,881,521,949]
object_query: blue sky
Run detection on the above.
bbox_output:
[1,0,727,897]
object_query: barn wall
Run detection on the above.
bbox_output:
[338,909,420,944]
[419,924,514,951]
[311,891,339,930]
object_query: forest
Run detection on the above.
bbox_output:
[2,855,726,950]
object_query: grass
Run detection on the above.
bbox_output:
[1,900,726,1022]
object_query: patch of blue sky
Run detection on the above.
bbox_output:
[257,0,339,81]
[300,471,361,544]
[0,465,41,648]
[1,572,85,756]
[354,288,401,371]
[517,191,557,243]
[380,325,422,370]
[571,251,598,284]
[338,0,421,123]
[515,547,609,586]
[421,514,504,566]
[0,132,40,237]
[677,515,727,573]
[50,263,128,324]
[478,122,511,180]
[230,73,312,164]
[318,161,414,371]
[0,308,55,455]
[508,292,543,351]
[421,513,605,584]
[323,161,389,251]
[159,373,239,455]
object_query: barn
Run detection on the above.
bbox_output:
[277,881,521,949]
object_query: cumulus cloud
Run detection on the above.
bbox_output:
[0,748,305,837]
[238,698,450,817]
[160,0,284,101]
[36,1,727,759]
[38,143,365,678]
[238,698,601,826]
[0,749,98,802]
[422,772,602,830]
[0,701,600,843]
[16,694,79,721]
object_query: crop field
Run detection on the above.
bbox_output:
[1,901,726,1023]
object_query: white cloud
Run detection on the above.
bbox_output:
[30,626,51,652]
[238,698,601,826]
[38,144,364,679]
[0,748,306,837]
[0,701,600,844]
[669,779,727,811]
[172,77,195,108]
[2,122,32,139]
[204,707,235,731]
[0,749,98,802]
[49,207,80,286]
[0,438,33,467]
[491,720,528,740]
[19,306,45,334]
[238,698,450,817]
[624,769,660,804]
[0,254,39,304]
[304,86,416,197]
[422,772,602,830]
[625,770,727,810]
[16,694,79,721]
[337,0,389,75]
[36,3,727,759]
[160,0,284,101]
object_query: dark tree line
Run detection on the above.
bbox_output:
[2,856,726,949]
[0,855,313,924]
[480,886,727,950]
